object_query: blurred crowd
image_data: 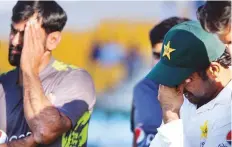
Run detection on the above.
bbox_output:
[89,39,143,92]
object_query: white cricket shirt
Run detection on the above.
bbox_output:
[150,80,232,147]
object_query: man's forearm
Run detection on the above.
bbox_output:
[22,71,69,144]
[0,135,37,147]
[22,71,52,121]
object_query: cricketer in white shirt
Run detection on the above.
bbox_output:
[149,80,232,147]
[146,21,232,147]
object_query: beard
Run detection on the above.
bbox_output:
[183,88,213,108]
[8,44,23,67]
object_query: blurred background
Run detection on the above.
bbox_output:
[0,1,204,147]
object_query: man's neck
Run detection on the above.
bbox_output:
[18,54,52,86]
[211,68,232,98]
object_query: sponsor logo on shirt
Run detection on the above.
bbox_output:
[135,127,145,144]
[226,130,231,145]
[8,132,32,142]
[200,120,208,147]
[145,134,155,146]
[200,141,205,147]
[135,126,155,147]
[218,143,228,147]
[217,131,231,147]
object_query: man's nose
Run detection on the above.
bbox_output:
[11,33,21,47]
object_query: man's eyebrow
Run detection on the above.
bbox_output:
[10,24,24,33]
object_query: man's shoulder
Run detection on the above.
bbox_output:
[43,60,95,110]
[0,68,18,83]
[50,60,93,82]
[50,60,95,96]
[49,60,96,110]
[64,66,93,85]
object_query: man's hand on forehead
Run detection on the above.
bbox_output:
[158,84,184,123]
[27,13,42,27]
[20,12,46,75]
[159,84,184,95]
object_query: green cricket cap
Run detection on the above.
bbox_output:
[146,21,225,87]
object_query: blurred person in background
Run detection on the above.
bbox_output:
[99,39,125,68]
[130,17,190,147]
[197,1,232,60]
[148,21,231,147]
[0,1,95,147]
[98,39,125,91]
[90,40,102,64]
[125,43,142,81]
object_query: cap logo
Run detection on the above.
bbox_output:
[162,41,176,60]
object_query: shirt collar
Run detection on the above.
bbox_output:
[39,57,55,80]
[196,80,232,114]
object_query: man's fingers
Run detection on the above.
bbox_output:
[23,22,31,51]
[27,12,42,41]
[30,21,38,45]
[28,21,35,50]
[161,85,177,92]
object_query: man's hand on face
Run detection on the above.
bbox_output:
[20,14,46,75]
[158,85,184,124]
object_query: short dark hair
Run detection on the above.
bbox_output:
[12,0,67,34]
[149,17,191,47]
[198,49,231,80]
[197,1,231,33]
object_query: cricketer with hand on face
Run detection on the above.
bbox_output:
[148,21,231,147]
[0,1,96,147]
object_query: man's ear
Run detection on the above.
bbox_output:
[46,31,61,51]
[206,62,221,80]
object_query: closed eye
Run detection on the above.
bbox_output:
[10,24,24,36]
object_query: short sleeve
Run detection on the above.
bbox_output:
[49,69,96,127]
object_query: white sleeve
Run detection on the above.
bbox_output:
[149,97,195,147]
[149,119,192,147]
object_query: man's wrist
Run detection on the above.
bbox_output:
[162,110,180,124]
[24,134,38,146]
[21,67,39,77]
[22,70,39,83]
